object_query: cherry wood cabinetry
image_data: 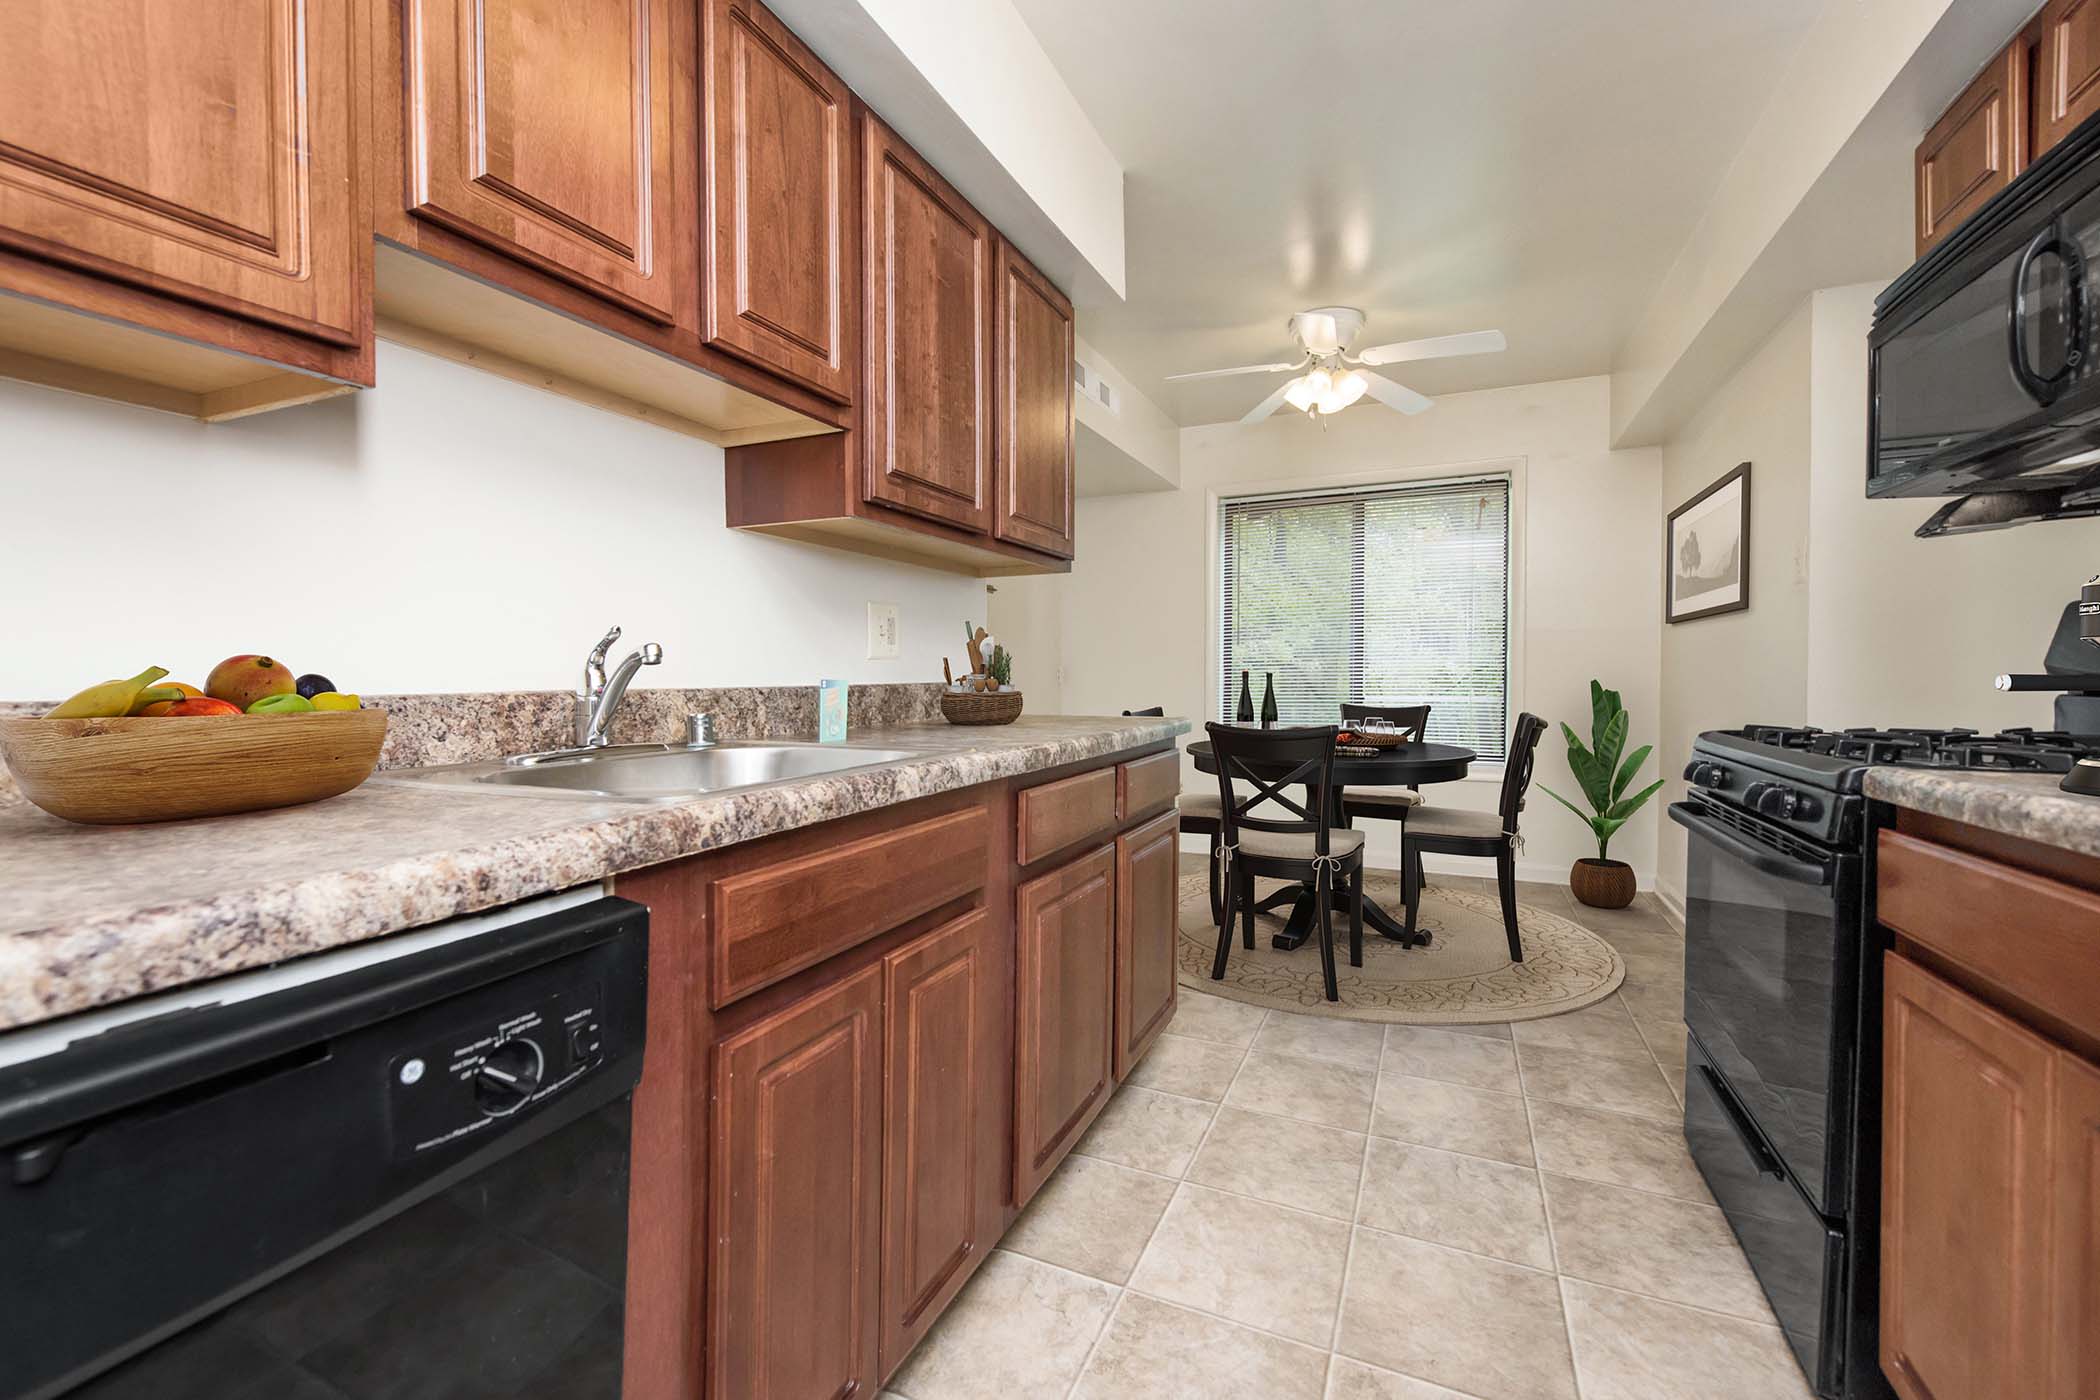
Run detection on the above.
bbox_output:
[861,113,994,533]
[1012,842,1119,1205]
[1114,811,1180,1080]
[993,239,1076,557]
[2038,0,2100,151]
[710,962,885,1400]
[701,0,855,401]
[0,0,372,416]
[1876,813,2100,1400]
[1915,36,2032,257]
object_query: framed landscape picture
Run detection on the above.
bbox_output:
[1665,462,1750,623]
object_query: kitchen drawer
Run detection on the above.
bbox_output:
[1015,767,1118,866]
[1877,830,2100,1042]
[1116,751,1178,824]
[710,806,988,1007]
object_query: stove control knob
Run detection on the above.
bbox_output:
[1743,781,1774,807]
[1693,763,1730,790]
[474,1038,545,1118]
[1682,760,1704,781]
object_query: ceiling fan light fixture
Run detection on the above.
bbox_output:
[1283,368,1330,413]
[1318,368,1368,414]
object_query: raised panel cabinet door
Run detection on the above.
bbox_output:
[1114,811,1180,1080]
[0,0,361,344]
[2041,0,2100,152]
[702,0,853,401]
[710,963,882,1400]
[2050,1050,2100,1400]
[992,239,1075,557]
[1881,953,2055,1400]
[1915,39,2025,256]
[1013,844,1117,1206]
[879,908,997,1375]
[861,113,992,532]
[402,0,682,323]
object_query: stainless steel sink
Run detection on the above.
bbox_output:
[377,741,928,801]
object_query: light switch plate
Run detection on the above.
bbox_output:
[867,602,900,659]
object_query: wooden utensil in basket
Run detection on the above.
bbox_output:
[0,710,388,824]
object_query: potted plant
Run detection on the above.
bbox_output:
[1541,680,1665,909]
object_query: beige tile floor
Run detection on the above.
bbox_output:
[884,867,1819,1400]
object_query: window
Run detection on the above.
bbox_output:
[1217,474,1512,761]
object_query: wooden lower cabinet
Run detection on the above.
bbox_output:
[710,963,884,1400]
[879,908,1002,1374]
[2050,1051,2100,1397]
[1012,844,1119,1206]
[1114,811,1180,1080]
[1880,951,2057,1400]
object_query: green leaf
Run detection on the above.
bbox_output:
[1561,726,1611,811]
[1610,743,1652,802]
[1592,708,1628,784]
[1605,778,1666,822]
[1588,680,1612,745]
[1540,784,1597,828]
[1589,812,1631,858]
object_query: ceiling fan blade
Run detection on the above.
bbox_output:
[1359,371,1433,415]
[1165,357,1308,382]
[1240,381,1296,424]
[1353,330,1507,367]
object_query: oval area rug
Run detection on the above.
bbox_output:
[1178,870,1624,1024]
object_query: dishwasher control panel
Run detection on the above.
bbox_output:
[388,979,612,1158]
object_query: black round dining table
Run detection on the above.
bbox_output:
[1186,737,1476,950]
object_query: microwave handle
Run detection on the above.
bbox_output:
[2009,222,2087,406]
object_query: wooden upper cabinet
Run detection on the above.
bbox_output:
[862,113,993,533]
[710,962,884,1400]
[993,239,1076,558]
[1114,810,1180,1080]
[2040,0,2100,151]
[0,0,361,346]
[1916,38,2029,256]
[1881,952,2055,1400]
[1012,844,1117,1206]
[401,0,683,323]
[702,0,854,401]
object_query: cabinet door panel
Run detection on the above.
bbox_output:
[993,240,1075,557]
[1881,952,2054,1400]
[2051,1051,2100,1400]
[404,0,681,322]
[1915,42,2024,256]
[1115,811,1180,1080]
[711,964,882,1400]
[880,908,996,1374]
[703,0,853,400]
[1013,845,1116,1205]
[2042,0,2100,151]
[0,0,360,343]
[862,114,991,532]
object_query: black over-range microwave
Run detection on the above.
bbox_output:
[1871,105,2100,536]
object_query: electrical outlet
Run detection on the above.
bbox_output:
[867,602,900,659]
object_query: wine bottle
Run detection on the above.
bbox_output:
[1236,670,1254,722]
[1260,673,1278,728]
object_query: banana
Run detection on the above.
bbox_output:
[126,686,187,716]
[46,666,171,719]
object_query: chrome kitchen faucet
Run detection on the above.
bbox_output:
[576,625,662,747]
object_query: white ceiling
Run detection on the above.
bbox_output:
[1010,0,1831,426]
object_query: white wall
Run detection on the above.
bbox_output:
[1806,283,2099,728]
[1656,302,1815,903]
[0,341,980,699]
[1042,375,1665,884]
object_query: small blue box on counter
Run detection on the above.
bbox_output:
[819,679,848,743]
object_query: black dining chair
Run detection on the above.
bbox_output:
[1399,713,1548,962]
[1338,702,1432,828]
[1126,706,1226,923]
[1206,722,1364,1002]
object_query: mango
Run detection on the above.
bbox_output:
[207,655,295,710]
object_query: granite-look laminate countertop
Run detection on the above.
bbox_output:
[1863,767,2100,861]
[0,715,1188,1033]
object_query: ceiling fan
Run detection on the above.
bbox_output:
[1166,307,1507,424]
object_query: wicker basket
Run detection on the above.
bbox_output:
[941,689,1023,725]
[1337,727,1409,749]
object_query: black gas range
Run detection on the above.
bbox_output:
[1669,724,2098,1400]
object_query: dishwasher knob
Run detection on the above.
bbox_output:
[474,1038,545,1117]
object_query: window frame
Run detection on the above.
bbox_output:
[1206,456,1525,782]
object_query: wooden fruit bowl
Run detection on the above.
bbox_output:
[0,710,388,824]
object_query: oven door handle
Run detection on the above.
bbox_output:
[1697,1064,1788,1180]
[1667,802,1835,887]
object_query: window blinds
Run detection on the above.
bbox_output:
[1218,475,1512,761]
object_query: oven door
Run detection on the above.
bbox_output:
[1669,800,1862,1215]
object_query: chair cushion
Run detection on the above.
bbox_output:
[1344,789,1423,811]
[1177,791,1222,818]
[1405,805,1507,841]
[1237,827,1366,860]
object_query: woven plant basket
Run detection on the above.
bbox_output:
[941,689,1023,725]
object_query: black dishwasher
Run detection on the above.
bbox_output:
[0,893,647,1400]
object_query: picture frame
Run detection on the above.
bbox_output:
[1665,461,1751,624]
